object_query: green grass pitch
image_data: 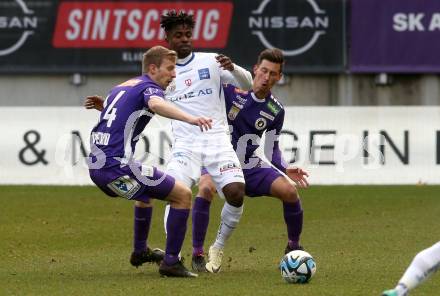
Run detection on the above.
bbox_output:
[1,185,439,296]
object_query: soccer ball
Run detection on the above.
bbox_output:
[279,250,316,284]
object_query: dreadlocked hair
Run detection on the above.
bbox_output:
[160,10,195,32]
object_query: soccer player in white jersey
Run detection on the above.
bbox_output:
[160,11,253,273]
[382,241,440,296]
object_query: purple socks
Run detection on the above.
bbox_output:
[192,197,211,256]
[283,200,303,249]
[133,206,152,253]
[164,207,190,265]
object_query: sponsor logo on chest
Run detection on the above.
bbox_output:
[198,68,210,80]
[259,110,275,121]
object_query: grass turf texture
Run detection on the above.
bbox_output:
[1,186,439,296]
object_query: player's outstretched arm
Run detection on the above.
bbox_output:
[285,167,309,188]
[148,96,213,131]
[84,95,104,111]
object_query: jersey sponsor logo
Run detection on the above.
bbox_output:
[168,88,213,102]
[267,100,281,115]
[260,110,275,121]
[228,105,241,121]
[91,132,111,145]
[232,101,243,109]
[0,0,38,56]
[249,0,329,57]
[198,68,210,80]
[53,2,233,48]
[219,162,241,173]
[172,152,189,166]
[255,117,267,130]
[107,175,141,199]
[236,94,248,105]
[185,79,192,86]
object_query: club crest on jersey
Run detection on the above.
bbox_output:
[267,100,281,115]
[198,68,210,80]
[228,105,241,120]
[185,79,192,86]
[107,175,141,199]
[255,117,267,130]
[259,110,275,121]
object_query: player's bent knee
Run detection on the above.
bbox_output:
[223,182,245,207]
[198,184,215,201]
[284,185,299,203]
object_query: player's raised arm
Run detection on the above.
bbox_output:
[216,54,253,90]
[147,96,212,131]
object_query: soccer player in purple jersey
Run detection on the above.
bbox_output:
[87,45,212,278]
[86,11,252,274]
[190,48,309,272]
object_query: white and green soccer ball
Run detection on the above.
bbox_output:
[279,250,316,284]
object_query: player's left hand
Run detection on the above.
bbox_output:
[286,167,309,188]
[216,54,234,71]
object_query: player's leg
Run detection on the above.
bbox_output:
[269,175,304,253]
[204,143,245,273]
[205,180,244,273]
[130,200,166,267]
[382,241,440,296]
[163,146,199,235]
[158,180,198,277]
[192,170,216,272]
[89,165,167,267]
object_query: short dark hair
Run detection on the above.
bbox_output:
[160,11,195,32]
[257,48,285,72]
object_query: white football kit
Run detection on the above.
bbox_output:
[165,52,252,193]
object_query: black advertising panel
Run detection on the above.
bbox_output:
[0,0,346,74]
[227,0,346,73]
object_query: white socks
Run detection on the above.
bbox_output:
[397,241,440,293]
[212,202,243,250]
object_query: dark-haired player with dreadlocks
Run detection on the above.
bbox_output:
[160,11,253,274]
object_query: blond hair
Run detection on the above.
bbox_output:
[142,46,177,74]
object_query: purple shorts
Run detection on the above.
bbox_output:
[89,163,175,203]
[201,158,282,197]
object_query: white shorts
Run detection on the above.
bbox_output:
[166,134,244,197]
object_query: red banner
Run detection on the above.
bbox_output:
[53,1,233,48]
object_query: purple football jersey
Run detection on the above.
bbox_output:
[89,75,164,168]
[223,84,288,173]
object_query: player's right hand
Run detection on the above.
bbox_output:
[191,116,213,132]
[286,167,309,188]
[84,95,104,111]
